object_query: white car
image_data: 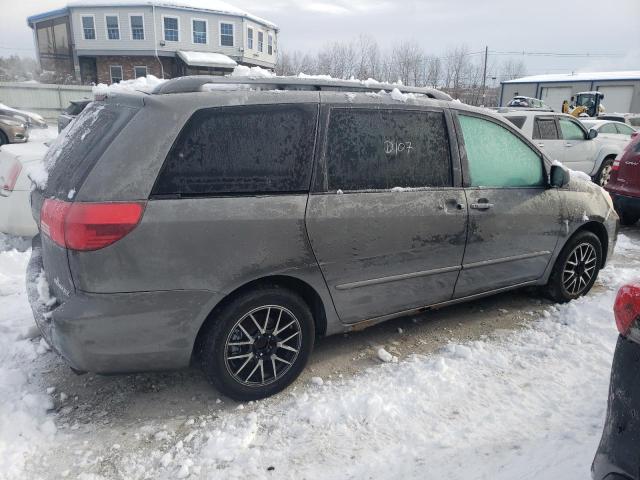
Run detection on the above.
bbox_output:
[580,119,637,142]
[0,142,48,237]
[501,111,627,186]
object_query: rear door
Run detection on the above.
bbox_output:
[453,111,562,298]
[532,115,563,161]
[305,101,467,324]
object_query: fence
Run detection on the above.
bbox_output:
[0,82,93,120]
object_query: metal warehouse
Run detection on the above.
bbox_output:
[500,71,640,113]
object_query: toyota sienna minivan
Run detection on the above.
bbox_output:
[27,76,618,400]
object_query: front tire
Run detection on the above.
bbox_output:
[546,231,602,303]
[0,131,8,146]
[595,157,614,186]
[199,285,315,401]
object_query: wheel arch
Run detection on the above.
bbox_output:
[192,275,328,362]
[572,221,609,267]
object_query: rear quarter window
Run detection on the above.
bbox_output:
[152,104,318,196]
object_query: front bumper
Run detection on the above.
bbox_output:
[592,336,640,480]
[610,193,640,217]
[26,237,216,374]
[2,125,29,143]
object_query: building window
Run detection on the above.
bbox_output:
[220,22,234,46]
[130,14,144,40]
[110,65,123,83]
[105,15,120,40]
[192,19,207,44]
[81,16,95,40]
[163,16,179,42]
[268,34,273,55]
[247,27,253,49]
[257,31,263,52]
[134,66,148,78]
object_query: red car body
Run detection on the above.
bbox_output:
[606,133,640,225]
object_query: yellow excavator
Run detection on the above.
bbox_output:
[562,91,605,118]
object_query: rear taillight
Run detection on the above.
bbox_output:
[0,158,22,194]
[614,283,640,337]
[611,158,620,172]
[40,199,145,251]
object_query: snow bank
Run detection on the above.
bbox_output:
[0,248,56,479]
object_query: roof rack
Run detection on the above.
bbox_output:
[151,75,453,101]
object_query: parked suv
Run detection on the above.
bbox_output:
[605,133,640,225]
[27,77,618,400]
[501,111,626,186]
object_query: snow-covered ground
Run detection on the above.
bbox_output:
[0,229,638,479]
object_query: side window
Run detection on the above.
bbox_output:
[559,118,586,140]
[325,109,452,191]
[458,114,545,188]
[599,123,617,134]
[504,116,526,129]
[533,118,559,140]
[615,124,634,136]
[153,105,317,196]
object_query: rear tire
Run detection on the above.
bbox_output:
[594,157,615,187]
[619,209,639,226]
[0,131,8,146]
[199,285,315,401]
[545,231,602,303]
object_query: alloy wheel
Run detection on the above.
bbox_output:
[562,242,597,295]
[224,305,302,387]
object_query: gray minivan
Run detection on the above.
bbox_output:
[27,76,618,400]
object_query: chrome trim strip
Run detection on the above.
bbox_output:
[335,265,461,291]
[462,250,551,270]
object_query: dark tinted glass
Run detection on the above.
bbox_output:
[533,118,559,140]
[153,105,317,196]
[43,102,139,198]
[504,116,526,129]
[325,109,451,191]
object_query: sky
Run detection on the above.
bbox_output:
[1,0,639,82]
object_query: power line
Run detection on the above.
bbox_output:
[489,50,625,58]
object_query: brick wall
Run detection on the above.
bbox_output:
[95,55,176,84]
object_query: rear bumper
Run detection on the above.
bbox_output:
[26,236,216,373]
[610,193,640,216]
[592,336,640,480]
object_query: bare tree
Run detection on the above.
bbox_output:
[501,59,527,81]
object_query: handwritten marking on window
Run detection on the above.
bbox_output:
[384,140,413,155]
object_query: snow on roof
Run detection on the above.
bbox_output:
[177,51,237,69]
[63,0,277,29]
[503,70,640,84]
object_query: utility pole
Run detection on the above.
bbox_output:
[481,45,488,106]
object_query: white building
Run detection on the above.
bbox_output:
[27,0,279,84]
[500,71,640,113]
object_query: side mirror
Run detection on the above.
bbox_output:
[588,128,598,140]
[550,164,570,188]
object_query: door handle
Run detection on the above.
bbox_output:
[565,143,574,147]
[537,143,545,148]
[470,202,494,210]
